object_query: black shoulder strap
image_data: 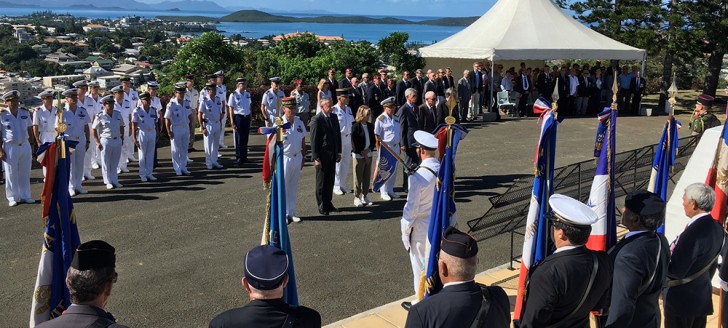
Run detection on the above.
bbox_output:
[281,313,296,328]
[667,236,724,288]
[470,284,492,328]
[564,251,599,321]
[88,317,115,328]
[637,234,663,295]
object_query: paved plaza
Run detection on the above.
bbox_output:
[0,111,706,326]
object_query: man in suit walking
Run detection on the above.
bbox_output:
[396,71,411,108]
[520,194,612,328]
[630,70,646,115]
[664,183,723,328]
[309,98,342,216]
[398,88,420,193]
[412,69,425,107]
[405,227,510,328]
[605,190,670,328]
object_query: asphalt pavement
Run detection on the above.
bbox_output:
[0,111,700,326]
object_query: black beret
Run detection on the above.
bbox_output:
[336,88,351,97]
[244,245,288,290]
[441,226,478,259]
[139,92,151,100]
[71,240,116,270]
[625,189,665,216]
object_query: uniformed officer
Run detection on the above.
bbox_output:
[227,77,252,165]
[333,88,355,195]
[689,94,721,136]
[374,97,401,201]
[85,80,103,172]
[143,81,163,168]
[214,70,229,149]
[131,92,159,182]
[111,85,132,174]
[519,194,612,328]
[73,80,97,181]
[198,82,224,170]
[184,74,200,152]
[165,85,194,176]
[261,77,286,127]
[120,76,138,163]
[61,88,92,196]
[281,96,306,223]
[91,95,124,189]
[32,89,58,146]
[401,130,440,299]
[35,240,128,328]
[0,90,34,206]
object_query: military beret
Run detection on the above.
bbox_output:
[549,194,598,228]
[281,96,296,107]
[328,69,335,73]
[38,89,55,99]
[244,245,289,290]
[380,96,396,108]
[2,90,19,101]
[697,94,714,107]
[62,88,78,97]
[71,240,116,271]
[441,226,478,258]
[72,80,88,88]
[624,189,665,216]
[205,82,216,89]
[373,75,381,80]
[336,88,351,97]
[185,74,194,80]
[147,81,159,89]
[206,74,217,80]
[101,95,115,105]
[119,76,131,82]
[413,130,438,150]
[236,77,247,84]
[87,80,100,87]
[269,77,282,84]
[139,92,151,100]
[111,85,124,93]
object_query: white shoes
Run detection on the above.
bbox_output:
[333,188,344,196]
[84,175,96,180]
[118,167,129,174]
[77,188,88,194]
[69,189,86,196]
[354,197,363,207]
[206,165,214,170]
[362,195,373,206]
[290,216,301,223]
[69,189,77,196]
[389,192,399,199]
[381,193,392,201]
[341,187,353,194]
[147,175,158,181]
[106,184,114,189]
[220,144,228,149]
[8,200,18,207]
[129,156,139,162]
[92,163,100,169]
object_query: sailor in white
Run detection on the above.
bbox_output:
[60,88,92,196]
[332,88,354,195]
[281,97,306,223]
[0,90,34,206]
[83,80,103,179]
[165,85,194,176]
[198,82,224,169]
[91,95,124,189]
[32,89,58,179]
[260,77,286,127]
[111,85,133,173]
[374,97,401,201]
[227,78,252,165]
[120,76,138,163]
[401,130,440,295]
[214,70,229,149]
[131,92,159,182]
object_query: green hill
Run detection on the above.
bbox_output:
[420,16,478,26]
[220,10,293,22]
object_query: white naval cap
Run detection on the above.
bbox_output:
[147,81,159,88]
[175,81,187,89]
[214,70,224,77]
[110,85,124,93]
[413,130,438,150]
[2,90,19,101]
[72,80,88,88]
[380,96,396,107]
[38,89,55,98]
[548,194,598,227]
[88,80,100,87]
[62,88,78,97]
[101,95,115,105]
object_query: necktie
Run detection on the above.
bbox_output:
[523,76,528,90]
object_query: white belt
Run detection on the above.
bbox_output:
[139,128,156,132]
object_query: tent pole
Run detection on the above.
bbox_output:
[490,56,495,114]
[640,55,647,115]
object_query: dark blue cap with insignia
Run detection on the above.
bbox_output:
[441,226,478,258]
[71,240,116,271]
[244,245,289,290]
[139,92,151,100]
[625,189,665,216]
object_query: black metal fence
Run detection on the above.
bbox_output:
[466,135,699,256]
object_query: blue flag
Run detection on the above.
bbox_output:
[372,145,398,193]
[649,116,680,233]
[30,139,81,326]
[267,140,299,306]
[586,108,618,251]
[423,125,466,298]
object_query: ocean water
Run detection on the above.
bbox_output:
[0,7,462,43]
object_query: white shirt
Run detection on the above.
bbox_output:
[554,245,582,254]
[0,108,32,143]
[333,104,354,137]
[84,95,102,123]
[374,112,400,145]
[402,157,441,224]
[227,89,251,116]
[61,104,91,139]
[261,88,286,121]
[132,106,158,132]
[165,98,192,131]
[521,74,529,90]
[33,105,58,135]
[569,75,580,96]
[123,89,139,106]
[92,110,124,139]
[199,94,223,123]
[282,116,306,156]
[114,99,133,126]
[137,96,163,119]
[443,280,474,288]
[185,88,199,111]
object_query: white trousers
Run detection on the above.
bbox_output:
[39,131,56,179]
[68,136,86,192]
[203,122,221,167]
[284,152,302,217]
[402,217,429,294]
[3,142,31,202]
[118,125,130,170]
[171,127,190,173]
[84,124,100,176]
[380,143,399,196]
[334,138,352,191]
[219,114,227,146]
[100,138,122,185]
[137,130,156,178]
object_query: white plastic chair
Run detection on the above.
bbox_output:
[497,91,516,117]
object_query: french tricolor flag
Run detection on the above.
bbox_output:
[706,124,728,225]
[586,107,618,251]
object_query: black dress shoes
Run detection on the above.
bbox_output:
[401,301,412,311]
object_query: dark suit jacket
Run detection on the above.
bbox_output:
[309,112,341,162]
[35,304,128,328]
[514,74,531,94]
[423,80,437,100]
[396,79,411,107]
[339,77,352,89]
[467,70,484,93]
[577,76,591,97]
[521,246,612,328]
[327,78,339,94]
[445,75,455,91]
[537,72,554,97]
[434,101,459,125]
[367,83,384,114]
[209,299,321,328]
[630,77,646,97]
[405,281,510,328]
[605,231,670,328]
[417,103,437,133]
[412,77,425,106]
[349,87,364,113]
[398,103,419,148]
[664,214,724,317]
[557,74,570,98]
[351,121,375,154]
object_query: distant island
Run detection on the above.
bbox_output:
[159,10,478,27]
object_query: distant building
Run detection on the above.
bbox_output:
[0,76,34,105]
[13,27,32,43]
[97,75,121,90]
[82,24,110,33]
[42,74,85,88]
[111,64,142,76]
[44,50,90,67]
[31,44,51,55]
[84,65,112,80]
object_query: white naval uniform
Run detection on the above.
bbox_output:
[261,88,285,127]
[198,94,223,168]
[61,104,91,193]
[185,88,199,149]
[114,99,133,171]
[333,103,354,192]
[132,106,158,178]
[83,95,102,176]
[400,157,440,294]
[32,105,58,178]
[373,112,400,196]
[92,110,124,185]
[1,108,32,203]
[216,85,228,147]
[165,98,192,173]
[283,116,306,218]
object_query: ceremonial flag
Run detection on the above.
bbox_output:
[513,102,560,320]
[706,123,728,225]
[648,116,680,233]
[261,127,299,306]
[422,124,467,299]
[372,144,398,193]
[586,107,618,251]
[532,97,551,115]
[30,140,81,326]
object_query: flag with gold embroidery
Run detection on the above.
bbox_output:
[706,123,728,225]
[30,139,80,326]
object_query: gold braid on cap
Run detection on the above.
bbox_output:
[551,211,590,228]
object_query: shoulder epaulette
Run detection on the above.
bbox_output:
[377,115,385,121]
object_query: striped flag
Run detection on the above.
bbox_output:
[586,107,618,251]
[532,97,551,114]
[372,145,398,193]
[30,140,81,326]
[706,123,728,225]
[648,116,680,233]
[513,102,560,321]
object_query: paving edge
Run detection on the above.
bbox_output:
[323,261,518,327]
